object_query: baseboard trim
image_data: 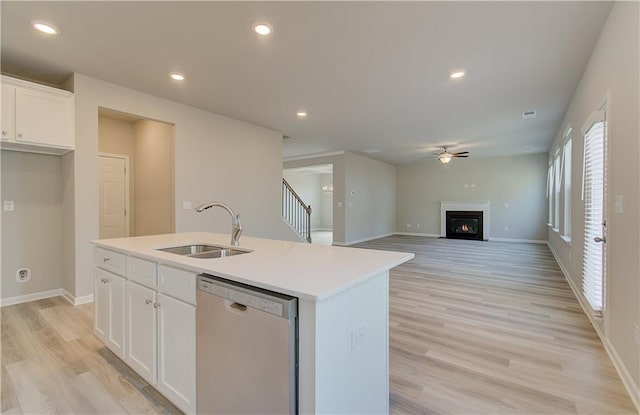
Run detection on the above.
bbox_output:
[311,228,333,232]
[62,290,94,306]
[490,237,547,244]
[547,242,640,413]
[1,288,64,307]
[333,232,396,246]
[394,232,441,238]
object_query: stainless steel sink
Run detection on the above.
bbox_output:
[157,244,222,255]
[157,244,251,259]
[188,248,249,259]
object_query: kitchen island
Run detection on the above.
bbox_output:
[92,232,413,414]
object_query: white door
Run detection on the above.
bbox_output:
[126,281,157,385]
[99,155,127,239]
[94,270,109,344]
[107,273,126,359]
[157,293,196,414]
[582,110,607,315]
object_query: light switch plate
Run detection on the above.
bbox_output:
[614,195,623,214]
[3,201,14,211]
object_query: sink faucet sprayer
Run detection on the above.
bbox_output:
[195,202,243,246]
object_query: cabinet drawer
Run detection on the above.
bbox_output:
[95,247,126,276]
[158,265,196,305]
[128,256,157,288]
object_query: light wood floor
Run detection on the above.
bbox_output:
[1,297,181,414]
[355,235,636,415]
[1,236,636,414]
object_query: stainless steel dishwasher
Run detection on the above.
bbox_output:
[196,274,298,414]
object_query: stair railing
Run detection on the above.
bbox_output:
[282,179,312,243]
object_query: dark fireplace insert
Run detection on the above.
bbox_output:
[446,210,483,241]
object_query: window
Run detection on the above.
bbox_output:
[562,127,572,240]
[547,162,554,225]
[582,110,606,314]
[553,149,561,230]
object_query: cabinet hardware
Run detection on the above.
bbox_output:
[103,257,110,262]
[17,133,23,138]
[1,131,6,136]
[153,302,161,308]
[145,299,152,305]
[594,236,607,243]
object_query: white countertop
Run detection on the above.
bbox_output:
[92,232,414,301]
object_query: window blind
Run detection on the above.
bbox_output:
[563,138,572,237]
[582,116,605,314]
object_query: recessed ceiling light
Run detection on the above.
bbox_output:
[170,72,185,81]
[296,111,307,118]
[450,70,466,79]
[31,21,59,35]
[253,23,273,36]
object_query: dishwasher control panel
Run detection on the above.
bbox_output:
[197,275,297,319]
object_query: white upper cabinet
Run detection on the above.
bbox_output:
[1,84,15,141]
[1,75,74,154]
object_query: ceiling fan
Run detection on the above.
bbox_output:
[433,146,469,164]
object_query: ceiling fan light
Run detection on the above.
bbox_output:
[439,154,452,163]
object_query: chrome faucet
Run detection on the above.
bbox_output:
[195,202,243,246]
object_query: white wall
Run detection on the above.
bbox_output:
[319,173,333,229]
[344,152,396,244]
[396,153,548,241]
[65,73,298,299]
[133,119,174,236]
[547,2,639,406]
[1,151,63,300]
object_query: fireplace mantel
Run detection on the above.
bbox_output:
[440,201,490,240]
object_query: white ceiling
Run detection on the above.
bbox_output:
[1,1,612,164]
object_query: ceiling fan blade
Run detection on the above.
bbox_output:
[452,154,469,158]
[453,151,469,156]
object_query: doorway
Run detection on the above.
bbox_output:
[98,109,175,237]
[282,164,333,245]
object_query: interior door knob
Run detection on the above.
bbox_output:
[594,236,606,243]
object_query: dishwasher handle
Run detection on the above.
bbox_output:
[227,300,248,314]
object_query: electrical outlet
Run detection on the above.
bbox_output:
[337,202,343,208]
[16,268,30,283]
[351,324,366,351]
[504,226,509,231]
[183,200,192,209]
[4,201,14,211]
[406,224,411,228]
[417,223,421,228]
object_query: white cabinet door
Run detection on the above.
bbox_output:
[107,273,126,359]
[94,271,109,344]
[126,281,157,385]
[1,84,15,141]
[157,293,196,414]
[15,86,73,148]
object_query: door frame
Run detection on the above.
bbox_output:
[99,152,131,237]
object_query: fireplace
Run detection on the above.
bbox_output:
[446,210,483,241]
